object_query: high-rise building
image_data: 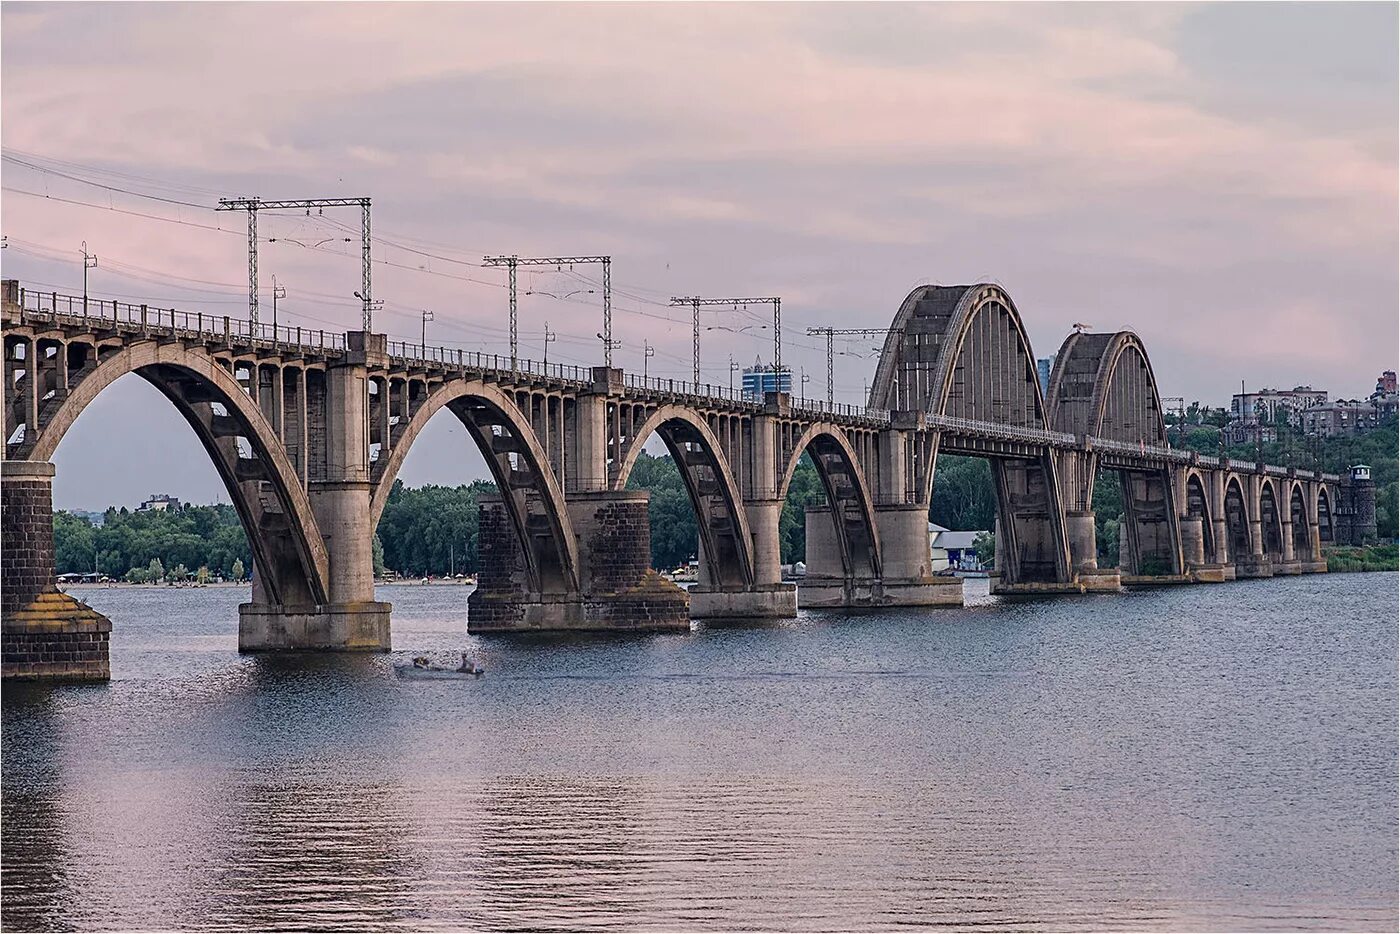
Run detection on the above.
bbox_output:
[741,363,792,400]
[1036,355,1055,395]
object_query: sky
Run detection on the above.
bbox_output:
[2,2,1396,511]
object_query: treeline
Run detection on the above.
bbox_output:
[53,504,251,580]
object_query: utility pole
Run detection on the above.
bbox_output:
[217,197,373,329]
[543,321,556,366]
[272,276,286,345]
[486,255,612,367]
[1161,396,1185,447]
[643,340,655,380]
[807,326,896,410]
[81,241,98,313]
[420,309,434,357]
[671,295,782,387]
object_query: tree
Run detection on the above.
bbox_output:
[196,565,211,584]
[148,557,165,581]
[372,535,386,577]
[231,557,245,582]
[973,531,995,568]
[930,455,997,531]
[168,563,189,582]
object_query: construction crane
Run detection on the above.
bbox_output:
[806,327,898,408]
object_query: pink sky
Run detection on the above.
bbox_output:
[3,2,1395,507]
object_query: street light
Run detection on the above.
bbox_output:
[543,321,557,366]
[421,309,434,357]
[643,340,655,380]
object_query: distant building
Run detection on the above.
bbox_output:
[1300,399,1381,439]
[1228,386,1328,443]
[1036,355,1055,395]
[138,493,181,513]
[1369,370,1397,418]
[741,362,792,401]
[929,522,987,572]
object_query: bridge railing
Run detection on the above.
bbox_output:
[382,341,593,385]
[14,288,346,353]
[929,414,1078,447]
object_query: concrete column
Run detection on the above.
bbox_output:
[876,428,907,501]
[872,502,963,606]
[749,415,778,499]
[1179,516,1206,567]
[25,337,39,434]
[573,393,609,490]
[1065,511,1098,572]
[1,461,111,681]
[1211,471,1230,568]
[745,498,784,586]
[270,364,284,440]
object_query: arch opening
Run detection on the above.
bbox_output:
[1289,485,1313,561]
[1224,477,1251,563]
[778,426,882,586]
[613,408,753,590]
[1318,487,1334,544]
[369,379,579,597]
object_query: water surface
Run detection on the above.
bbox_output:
[3,575,1396,931]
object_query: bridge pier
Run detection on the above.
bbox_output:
[1,461,111,681]
[238,345,390,651]
[691,498,796,619]
[468,491,689,632]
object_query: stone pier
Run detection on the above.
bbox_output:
[1,461,111,681]
[469,491,689,632]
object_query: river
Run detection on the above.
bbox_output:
[3,574,1396,931]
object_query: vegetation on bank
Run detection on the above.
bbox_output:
[1324,544,1399,573]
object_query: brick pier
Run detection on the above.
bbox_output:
[2,461,111,681]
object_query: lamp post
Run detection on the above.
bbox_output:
[543,321,556,367]
[421,309,434,358]
[643,340,655,380]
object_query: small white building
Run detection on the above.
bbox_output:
[929,523,988,572]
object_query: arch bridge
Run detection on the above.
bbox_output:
[1,279,1354,681]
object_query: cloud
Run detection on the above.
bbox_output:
[1,2,1394,506]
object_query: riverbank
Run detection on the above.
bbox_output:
[1325,544,1399,573]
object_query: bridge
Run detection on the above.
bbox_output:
[1,279,1373,681]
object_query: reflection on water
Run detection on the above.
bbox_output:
[3,576,1397,931]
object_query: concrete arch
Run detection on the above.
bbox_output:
[610,404,755,588]
[777,423,883,579]
[369,377,580,594]
[870,283,1048,428]
[26,340,330,605]
[1047,331,1167,445]
[1223,474,1252,562]
[1288,481,1314,560]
